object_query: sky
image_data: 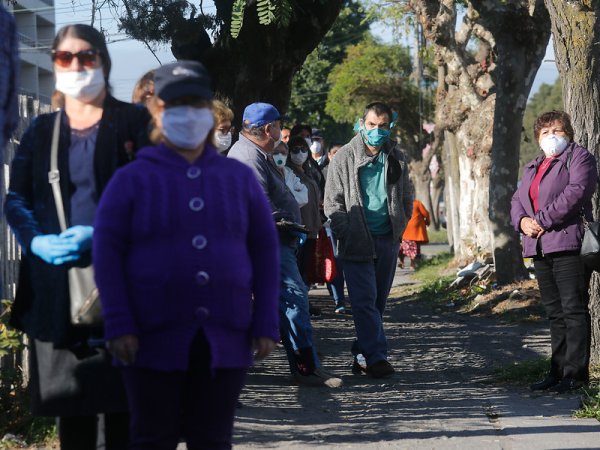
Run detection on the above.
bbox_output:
[50,0,558,103]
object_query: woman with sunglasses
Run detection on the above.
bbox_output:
[5,24,149,449]
[287,136,324,289]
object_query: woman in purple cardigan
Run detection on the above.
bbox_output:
[511,110,597,395]
[93,61,280,449]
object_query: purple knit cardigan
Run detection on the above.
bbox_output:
[93,143,280,371]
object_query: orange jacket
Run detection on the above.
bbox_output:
[402,200,430,243]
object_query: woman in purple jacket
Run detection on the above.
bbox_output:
[511,110,597,394]
[93,61,280,449]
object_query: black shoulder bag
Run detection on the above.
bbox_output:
[563,151,600,270]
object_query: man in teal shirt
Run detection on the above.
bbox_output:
[324,102,413,378]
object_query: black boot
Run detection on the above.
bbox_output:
[295,347,316,376]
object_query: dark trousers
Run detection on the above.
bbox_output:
[342,234,399,366]
[58,413,129,450]
[533,252,591,381]
[121,331,247,450]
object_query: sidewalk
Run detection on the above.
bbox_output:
[229,244,600,449]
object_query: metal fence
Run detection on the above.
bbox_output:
[1,95,51,375]
[2,95,52,302]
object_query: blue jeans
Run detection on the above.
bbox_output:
[342,234,399,366]
[279,243,320,373]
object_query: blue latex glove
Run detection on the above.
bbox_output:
[59,225,94,253]
[30,234,80,265]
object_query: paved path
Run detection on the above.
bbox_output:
[230,247,600,449]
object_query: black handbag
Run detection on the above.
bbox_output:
[580,217,600,271]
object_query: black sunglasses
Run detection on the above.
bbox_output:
[290,147,308,154]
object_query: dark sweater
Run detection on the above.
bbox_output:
[5,96,150,346]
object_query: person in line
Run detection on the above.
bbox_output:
[399,199,430,270]
[211,99,234,154]
[272,141,308,207]
[0,3,18,161]
[322,142,347,314]
[321,142,343,182]
[310,129,328,167]
[93,61,280,449]
[290,123,325,195]
[511,110,597,394]
[281,127,291,144]
[290,123,312,145]
[131,70,154,106]
[287,136,323,288]
[324,101,412,378]
[228,102,342,388]
[5,24,150,449]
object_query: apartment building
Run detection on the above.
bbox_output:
[8,0,55,103]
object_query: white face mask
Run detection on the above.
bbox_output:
[269,127,282,149]
[55,68,105,102]
[310,140,322,154]
[162,106,214,150]
[304,137,312,148]
[291,151,308,166]
[540,134,568,157]
[213,131,232,152]
[273,154,287,167]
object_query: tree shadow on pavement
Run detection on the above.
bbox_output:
[233,291,600,448]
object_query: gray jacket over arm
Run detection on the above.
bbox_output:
[324,133,413,261]
[228,133,301,223]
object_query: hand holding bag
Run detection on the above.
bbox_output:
[48,111,103,327]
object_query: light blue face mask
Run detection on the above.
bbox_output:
[361,127,391,147]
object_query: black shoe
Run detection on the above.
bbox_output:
[352,356,367,374]
[309,303,321,317]
[366,360,395,378]
[551,377,585,394]
[530,375,560,391]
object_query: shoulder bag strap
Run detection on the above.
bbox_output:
[48,111,68,232]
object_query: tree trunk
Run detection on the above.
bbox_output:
[410,0,551,278]
[444,130,460,254]
[409,160,433,213]
[544,0,600,363]
[430,172,444,230]
[480,1,551,283]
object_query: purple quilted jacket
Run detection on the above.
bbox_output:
[510,142,598,258]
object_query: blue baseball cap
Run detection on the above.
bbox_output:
[242,102,282,128]
[154,60,213,102]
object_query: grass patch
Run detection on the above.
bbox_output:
[413,252,454,284]
[492,357,550,385]
[427,227,449,244]
[575,366,600,421]
[409,252,460,307]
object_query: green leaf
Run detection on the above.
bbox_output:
[230,0,246,39]
[257,0,276,26]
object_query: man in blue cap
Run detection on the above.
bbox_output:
[228,102,342,388]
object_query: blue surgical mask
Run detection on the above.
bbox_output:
[361,127,391,147]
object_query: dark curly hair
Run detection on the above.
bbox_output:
[533,110,574,142]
